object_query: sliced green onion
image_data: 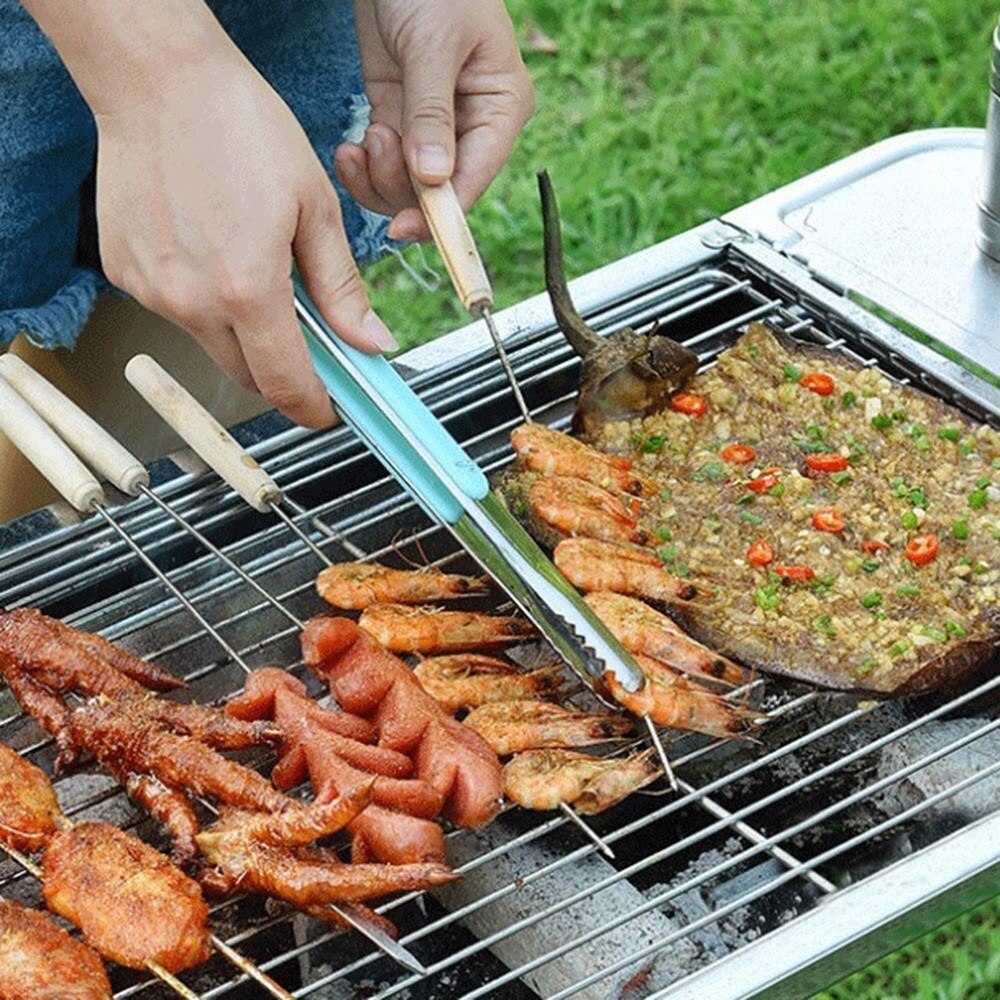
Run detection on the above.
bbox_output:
[891,409,907,422]
[900,511,918,530]
[937,427,961,442]
[659,544,677,564]
[660,488,672,501]
[653,525,672,541]
[992,457,1000,470]
[896,585,920,596]
[976,476,992,489]
[945,621,966,639]
[736,494,756,505]
[860,591,882,609]
[768,483,786,498]
[747,345,759,357]
[871,413,893,431]
[641,434,668,453]
[693,461,727,483]
[739,511,764,525]
[889,639,912,657]
[951,519,969,540]
[783,364,802,381]
[861,560,881,574]
[832,472,853,485]
[812,614,836,637]
[914,437,932,452]
[856,657,877,677]
[920,625,948,642]
[968,489,988,510]
[841,391,856,408]
[754,585,781,611]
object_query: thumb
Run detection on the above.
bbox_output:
[401,55,459,185]
[294,187,398,355]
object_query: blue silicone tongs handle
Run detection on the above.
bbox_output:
[293,275,488,526]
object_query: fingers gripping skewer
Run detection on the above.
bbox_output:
[413,179,532,424]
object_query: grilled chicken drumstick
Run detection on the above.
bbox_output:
[0,897,112,1000]
[302,616,504,829]
[0,741,63,852]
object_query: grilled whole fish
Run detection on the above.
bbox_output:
[502,323,1000,695]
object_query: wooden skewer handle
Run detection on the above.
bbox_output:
[124,354,281,513]
[413,179,494,313]
[0,355,149,497]
[0,373,105,512]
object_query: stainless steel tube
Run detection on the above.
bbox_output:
[978,18,1000,259]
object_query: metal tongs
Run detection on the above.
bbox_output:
[295,179,647,702]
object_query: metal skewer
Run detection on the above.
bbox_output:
[643,715,678,791]
[480,306,532,424]
[0,363,425,977]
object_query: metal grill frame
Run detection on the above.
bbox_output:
[0,220,997,1000]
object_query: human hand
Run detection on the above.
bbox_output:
[93,48,397,428]
[336,0,534,242]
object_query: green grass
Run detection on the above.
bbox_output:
[820,895,1000,999]
[366,0,1000,990]
[368,0,999,350]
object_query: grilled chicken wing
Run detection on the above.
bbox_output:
[0,898,111,1000]
[42,823,211,973]
[303,616,503,829]
[0,742,62,853]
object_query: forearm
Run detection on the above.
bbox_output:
[21,0,237,114]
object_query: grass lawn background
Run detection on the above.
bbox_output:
[368,2,999,995]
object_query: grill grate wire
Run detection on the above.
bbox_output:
[0,257,995,998]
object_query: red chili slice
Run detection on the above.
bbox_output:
[812,509,846,533]
[806,453,849,473]
[671,393,707,417]
[905,534,939,566]
[721,444,756,464]
[774,564,816,582]
[860,540,889,554]
[800,372,835,396]
[747,539,774,566]
[747,474,780,493]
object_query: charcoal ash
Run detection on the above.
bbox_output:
[435,814,703,999]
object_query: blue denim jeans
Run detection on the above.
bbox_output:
[0,0,389,350]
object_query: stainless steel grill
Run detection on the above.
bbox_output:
[1,131,998,999]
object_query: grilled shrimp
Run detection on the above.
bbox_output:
[358,605,536,655]
[528,475,650,545]
[585,592,745,685]
[554,537,703,602]
[317,562,487,610]
[511,423,650,495]
[412,655,565,713]
[503,748,661,814]
[606,654,757,738]
[464,700,633,755]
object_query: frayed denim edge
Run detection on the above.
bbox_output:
[0,267,104,351]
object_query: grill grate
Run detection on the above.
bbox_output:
[0,250,996,998]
